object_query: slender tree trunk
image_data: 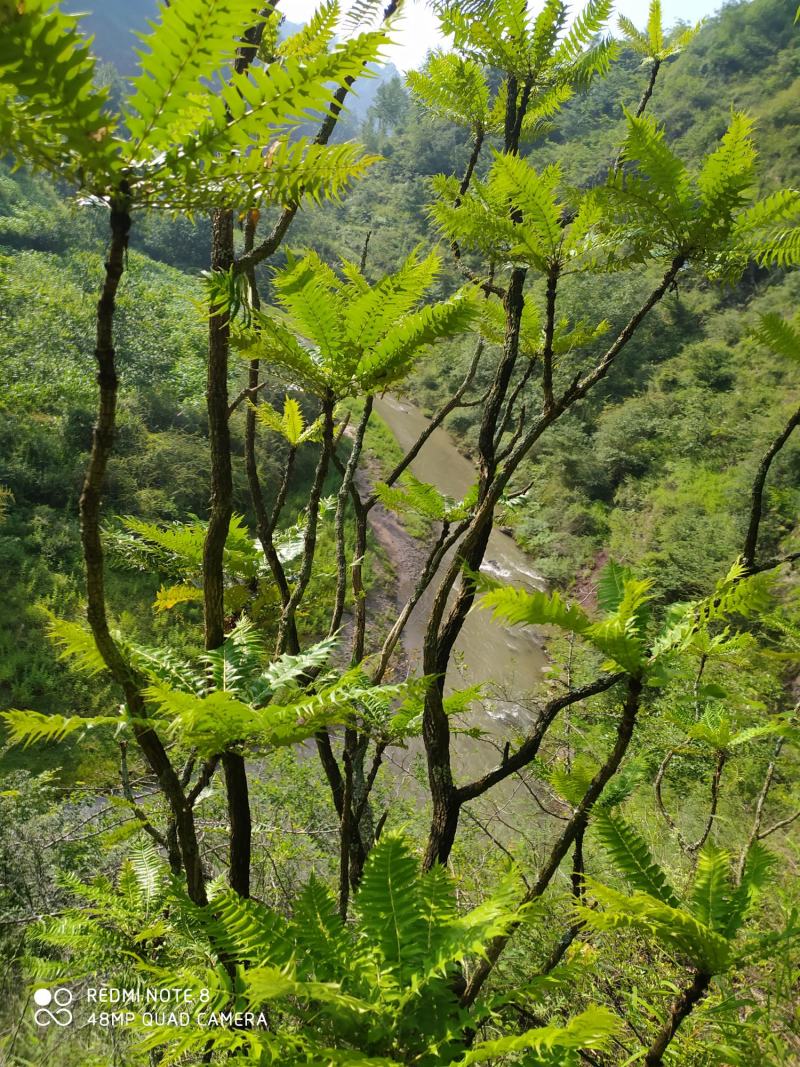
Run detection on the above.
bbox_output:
[742,405,800,571]
[81,193,207,906]
[421,268,526,871]
[207,207,251,898]
[636,59,661,118]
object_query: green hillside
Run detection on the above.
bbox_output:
[0,2,798,1064]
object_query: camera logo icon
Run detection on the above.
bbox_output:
[33,988,74,1027]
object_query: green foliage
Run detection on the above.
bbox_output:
[108,513,262,582]
[237,248,479,396]
[33,834,619,1066]
[374,473,476,523]
[255,394,324,446]
[582,812,777,974]
[592,809,681,906]
[124,0,264,155]
[602,109,800,276]
[0,708,122,748]
[751,309,800,362]
[0,0,387,210]
[480,562,653,674]
[2,1,800,1064]
[0,0,116,185]
[435,0,615,92]
[618,0,703,64]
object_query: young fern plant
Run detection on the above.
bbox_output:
[36,834,620,1066]
[235,247,480,398]
[1,615,417,757]
[0,0,387,211]
[421,0,617,138]
[580,810,777,1066]
[618,0,704,117]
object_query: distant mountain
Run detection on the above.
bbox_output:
[73,0,159,75]
[71,0,400,117]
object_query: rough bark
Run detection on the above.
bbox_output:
[207,206,250,897]
[81,194,207,906]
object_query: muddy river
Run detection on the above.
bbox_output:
[371,396,548,733]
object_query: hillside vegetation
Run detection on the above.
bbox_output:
[0,1,798,1065]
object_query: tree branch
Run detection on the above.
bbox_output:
[461,676,642,1007]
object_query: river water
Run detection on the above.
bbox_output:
[372,396,548,734]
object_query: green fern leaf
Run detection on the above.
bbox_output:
[0,0,116,185]
[481,585,592,634]
[592,810,681,907]
[578,879,731,972]
[124,0,263,154]
[407,52,490,128]
[723,842,775,940]
[452,1006,619,1065]
[0,709,121,747]
[292,875,355,981]
[355,833,427,983]
[596,559,633,614]
[690,844,734,933]
[750,311,800,363]
[47,616,107,676]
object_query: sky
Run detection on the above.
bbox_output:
[288,0,724,72]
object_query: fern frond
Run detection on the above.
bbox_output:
[490,156,564,263]
[246,247,470,398]
[281,0,340,59]
[129,841,168,906]
[356,833,427,984]
[47,616,107,676]
[153,583,204,613]
[592,810,681,906]
[617,14,650,55]
[128,642,203,693]
[292,875,355,981]
[750,311,800,362]
[724,842,775,940]
[374,476,450,521]
[201,889,293,967]
[200,615,266,696]
[1,709,121,747]
[258,635,339,697]
[621,110,690,204]
[0,0,116,185]
[453,1006,619,1065]
[646,0,663,54]
[578,880,731,972]
[697,560,776,625]
[481,585,591,635]
[697,111,756,220]
[596,559,633,614]
[124,0,263,155]
[407,52,490,128]
[732,188,800,235]
[554,0,613,65]
[752,225,800,268]
[356,288,478,389]
[342,0,391,33]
